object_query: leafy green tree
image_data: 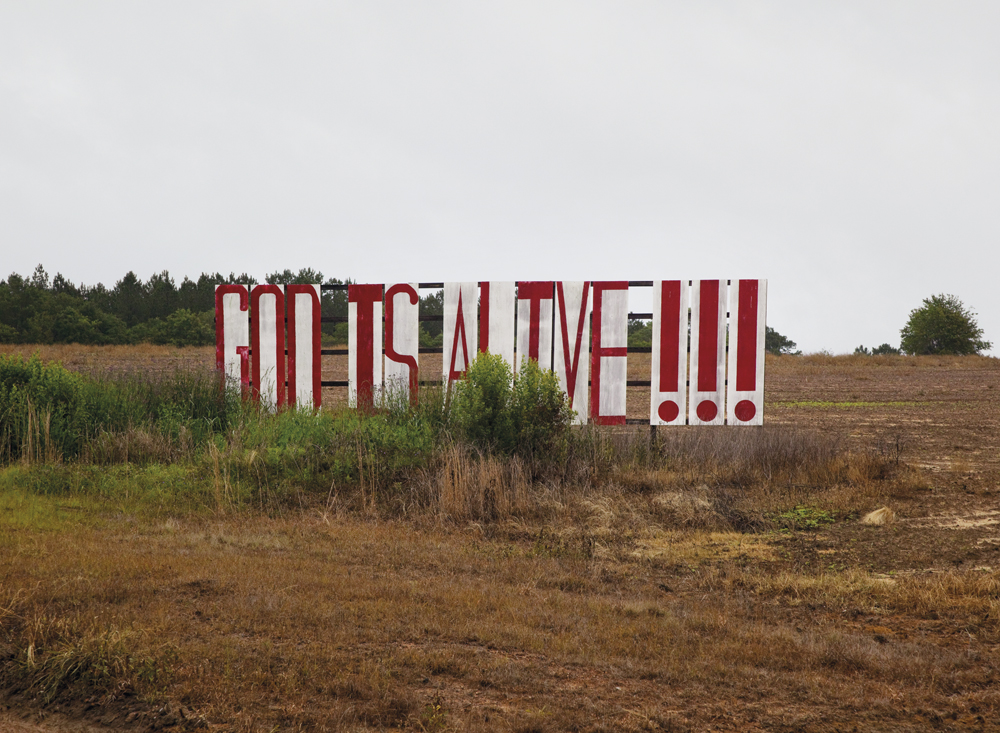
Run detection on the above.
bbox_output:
[0,272,46,335]
[0,264,362,346]
[419,289,443,348]
[145,270,178,320]
[266,267,325,285]
[26,295,127,344]
[29,264,50,290]
[132,309,213,347]
[175,272,243,313]
[162,309,214,347]
[81,281,113,314]
[765,326,799,355]
[900,294,991,355]
[627,319,652,348]
[319,276,350,345]
[111,271,147,327]
[176,276,202,312]
[51,272,80,296]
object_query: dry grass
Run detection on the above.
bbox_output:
[81,426,193,466]
[0,343,212,362]
[2,509,998,732]
[2,349,1000,730]
[15,402,61,466]
[862,507,895,526]
[430,444,532,521]
[768,352,997,371]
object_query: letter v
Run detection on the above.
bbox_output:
[557,282,589,407]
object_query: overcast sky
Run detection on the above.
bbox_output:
[2,2,998,354]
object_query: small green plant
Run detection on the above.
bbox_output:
[773,505,836,532]
[449,352,515,452]
[418,695,447,731]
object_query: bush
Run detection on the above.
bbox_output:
[0,354,239,463]
[26,301,129,345]
[82,369,238,442]
[627,319,652,348]
[0,354,88,461]
[449,353,515,452]
[450,354,573,460]
[900,294,991,355]
[129,309,214,347]
[854,343,900,356]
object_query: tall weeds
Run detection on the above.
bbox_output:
[0,353,238,463]
[0,353,901,524]
[431,443,530,521]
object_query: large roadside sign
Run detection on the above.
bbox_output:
[216,279,767,426]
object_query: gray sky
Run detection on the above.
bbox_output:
[2,2,998,354]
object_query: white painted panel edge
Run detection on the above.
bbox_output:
[726,279,767,426]
[482,281,516,370]
[650,280,689,426]
[687,279,727,426]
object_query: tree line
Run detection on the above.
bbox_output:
[1,266,989,356]
[0,265,350,347]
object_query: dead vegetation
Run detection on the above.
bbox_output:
[1,352,999,731]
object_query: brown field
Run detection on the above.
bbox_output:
[2,346,1000,732]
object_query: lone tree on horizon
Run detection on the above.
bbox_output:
[900,294,991,356]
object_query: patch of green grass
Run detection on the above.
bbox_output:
[0,464,216,522]
[0,487,97,531]
[772,505,836,532]
[772,400,926,408]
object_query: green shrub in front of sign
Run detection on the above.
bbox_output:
[450,353,573,461]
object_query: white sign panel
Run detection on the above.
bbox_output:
[385,282,420,403]
[688,279,727,426]
[479,281,516,370]
[553,281,591,424]
[348,284,383,408]
[215,284,250,394]
[215,277,768,426]
[726,279,767,426]
[443,282,478,386]
[516,281,554,372]
[251,284,285,410]
[287,284,322,409]
[650,280,689,426]
[590,281,628,425]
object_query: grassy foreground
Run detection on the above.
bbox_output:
[1,350,999,731]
